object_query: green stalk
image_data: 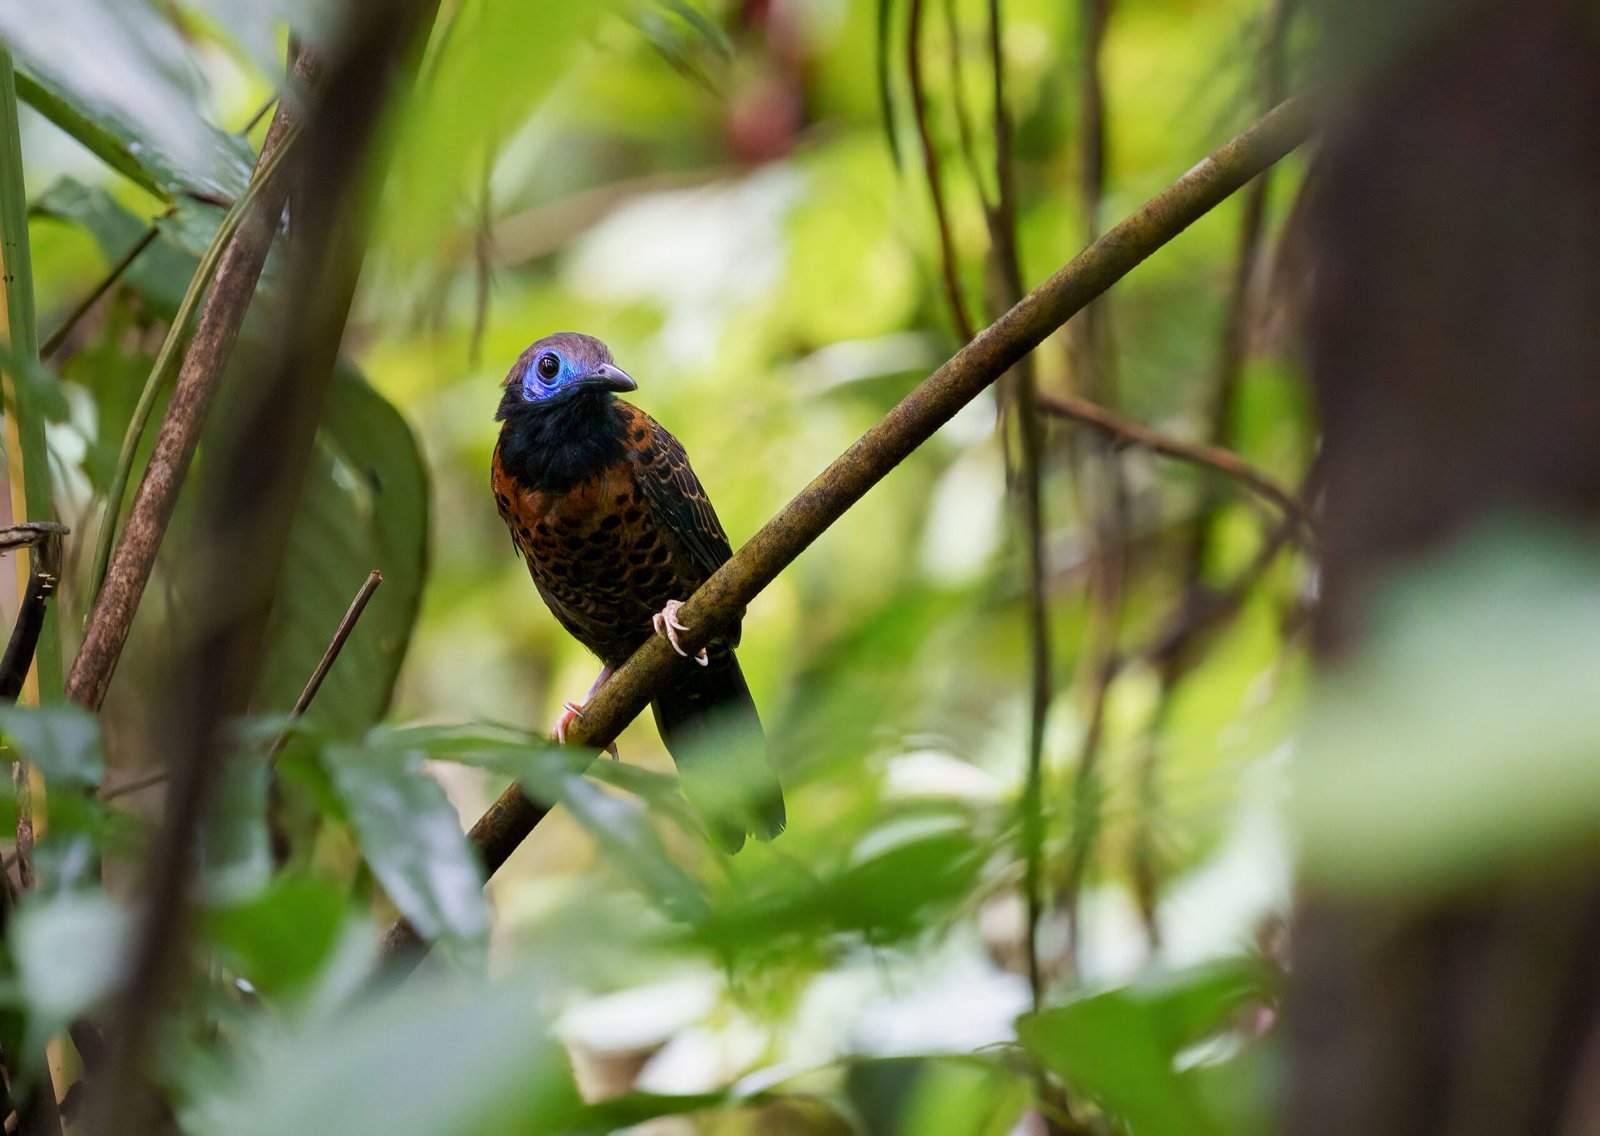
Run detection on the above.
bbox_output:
[0,49,61,702]
[87,131,297,606]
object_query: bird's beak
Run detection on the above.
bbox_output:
[575,363,637,393]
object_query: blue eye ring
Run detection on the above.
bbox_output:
[536,352,561,381]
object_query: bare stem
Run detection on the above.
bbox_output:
[1036,389,1310,534]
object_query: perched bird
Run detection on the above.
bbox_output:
[491,332,785,852]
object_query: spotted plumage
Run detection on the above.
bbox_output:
[492,333,785,852]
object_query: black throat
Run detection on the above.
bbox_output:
[496,388,631,494]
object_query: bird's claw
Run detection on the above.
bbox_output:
[552,699,619,760]
[652,599,709,666]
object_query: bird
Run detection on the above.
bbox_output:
[490,332,785,853]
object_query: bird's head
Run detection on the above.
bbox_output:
[497,332,636,419]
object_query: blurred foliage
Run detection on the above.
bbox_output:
[0,0,1336,1132]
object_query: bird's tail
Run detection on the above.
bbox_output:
[651,653,785,854]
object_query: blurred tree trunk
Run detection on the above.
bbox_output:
[1291,1,1600,1133]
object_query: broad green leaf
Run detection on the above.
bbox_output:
[206,876,350,1000]
[0,705,107,893]
[1016,960,1273,1136]
[1294,523,1600,891]
[251,365,428,738]
[553,772,709,921]
[31,175,280,331]
[176,0,339,85]
[686,812,988,967]
[322,740,488,964]
[847,1056,1029,1136]
[11,892,127,1056]
[206,973,586,1136]
[1,0,253,201]
[377,1,611,266]
[34,184,423,730]
[378,724,709,919]
[0,704,102,787]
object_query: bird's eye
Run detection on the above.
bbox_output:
[536,353,561,381]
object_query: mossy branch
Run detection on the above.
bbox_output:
[380,96,1313,966]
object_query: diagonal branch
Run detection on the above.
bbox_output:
[379,96,1314,967]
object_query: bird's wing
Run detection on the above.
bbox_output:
[628,410,735,584]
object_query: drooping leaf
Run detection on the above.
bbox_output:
[377,1,612,266]
[10,891,127,1058]
[0,703,102,787]
[248,365,427,739]
[686,811,989,968]
[322,739,488,965]
[207,972,586,1136]
[549,770,709,921]
[1,0,253,202]
[0,705,108,893]
[1294,523,1600,891]
[380,724,709,919]
[206,875,352,1000]
[1016,959,1275,1136]
[31,175,281,330]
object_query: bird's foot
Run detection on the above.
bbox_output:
[652,599,708,666]
[552,691,619,760]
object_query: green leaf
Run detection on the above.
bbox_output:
[1016,960,1273,1136]
[31,175,283,334]
[378,1,612,266]
[0,704,102,787]
[555,772,709,921]
[1,1,253,201]
[322,740,488,964]
[11,892,127,1056]
[206,876,350,1000]
[207,973,586,1136]
[687,812,987,966]
[1294,522,1600,891]
[0,706,107,893]
[378,725,709,919]
[250,365,428,738]
[847,1056,1029,1136]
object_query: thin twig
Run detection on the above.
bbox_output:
[288,569,382,722]
[40,224,161,360]
[1035,388,1310,534]
[97,569,385,799]
[909,0,975,341]
[377,98,1316,971]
